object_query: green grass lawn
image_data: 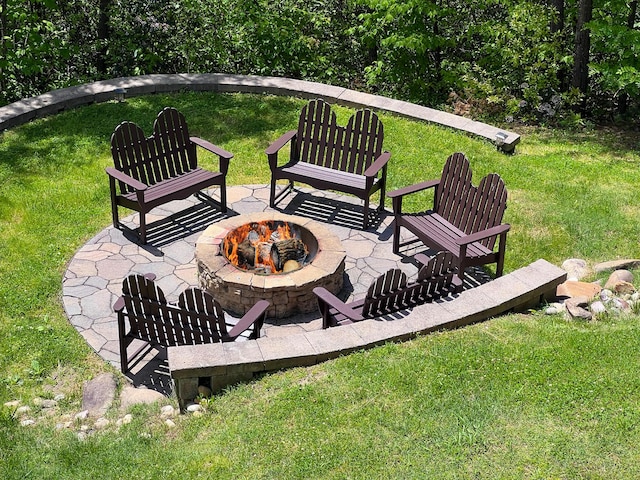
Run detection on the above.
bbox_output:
[1,92,640,479]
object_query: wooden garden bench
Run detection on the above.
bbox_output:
[106,107,232,244]
[114,273,269,374]
[314,251,458,328]
[388,152,510,288]
[266,99,391,229]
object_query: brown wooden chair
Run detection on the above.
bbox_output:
[106,107,232,244]
[314,251,458,328]
[388,152,510,287]
[267,99,390,229]
[114,273,269,373]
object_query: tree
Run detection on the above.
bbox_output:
[571,0,593,112]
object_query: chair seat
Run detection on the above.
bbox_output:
[399,212,493,259]
[119,168,224,210]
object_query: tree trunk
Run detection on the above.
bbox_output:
[549,0,568,90]
[571,0,593,113]
[0,0,6,97]
[619,0,638,114]
[96,0,111,75]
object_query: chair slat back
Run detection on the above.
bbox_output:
[120,275,225,347]
[111,122,157,193]
[177,288,227,341]
[435,153,507,246]
[110,107,197,192]
[296,99,383,175]
[121,274,168,342]
[153,107,197,176]
[412,251,456,301]
[362,268,408,317]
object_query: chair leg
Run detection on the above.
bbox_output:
[269,178,277,208]
[392,220,400,254]
[220,181,227,213]
[362,198,370,229]
[139,212,147,244]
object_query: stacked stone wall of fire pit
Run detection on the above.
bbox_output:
[196,213,346,318]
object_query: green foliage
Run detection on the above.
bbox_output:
[1,1,640,124]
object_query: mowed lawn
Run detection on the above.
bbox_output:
[1,92,640,479]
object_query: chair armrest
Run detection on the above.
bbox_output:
[190,136,233,159]
[387,179,440,200]
[191,137,233,175]
[364,151,391,177]
[313,287,364,322]
[266,130,297,170]
[265,130,297,156]
[105,167,148,192]
[456,223,511,246]
[227,299,270,340]
[387,179,440,214]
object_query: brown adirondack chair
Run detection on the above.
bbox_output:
[388,152,510,287]
[267,99,391,229]
[114,273,269,373]
[314,251,458,328]
[106,107,232,244]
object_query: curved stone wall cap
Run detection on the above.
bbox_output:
[0,73,520,151]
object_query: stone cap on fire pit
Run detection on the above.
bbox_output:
[195,212,346,319]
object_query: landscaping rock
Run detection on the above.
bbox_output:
[161,405,177,418]
[82,373,117,417]
[594,259,640,273]
[590,301,607,315]
[565,298,593,320]
[561,258,591,281]
[556,281,601,299]
[119,385,166,411]
[604,270,634,290]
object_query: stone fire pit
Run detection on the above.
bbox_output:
[196,212,346,318]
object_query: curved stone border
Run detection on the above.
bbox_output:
[169,258,566,410]
[0,73,520,152]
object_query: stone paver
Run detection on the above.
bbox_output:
[62,185,429,377]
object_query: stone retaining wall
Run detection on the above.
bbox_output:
[0,73,520,152]
[169,259,566,410]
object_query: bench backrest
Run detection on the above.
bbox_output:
[111,107,197,193]
[435,153,507,250]
[120,274,228,347]
[361,251,456,318]
[294,99,384,176]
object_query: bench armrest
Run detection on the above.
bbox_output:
[265,130,297,156]
[227,299,270,340]
[266,130,297,169]
[387,179,440,199]
[190,136,233,175]
[364,151,391,177]
[105,167,148,192]
[313,287,365,323]
[456,223,511,246]
[387,179,440,214]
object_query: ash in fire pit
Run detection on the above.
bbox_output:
[223,221,317,274]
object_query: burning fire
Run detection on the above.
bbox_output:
[223,221,306,274]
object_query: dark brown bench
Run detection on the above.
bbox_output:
[388,152,510,287]
[114,273,269,374]
[266,99,391,229]
[106,107,232,244]
[314,251,458,328]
